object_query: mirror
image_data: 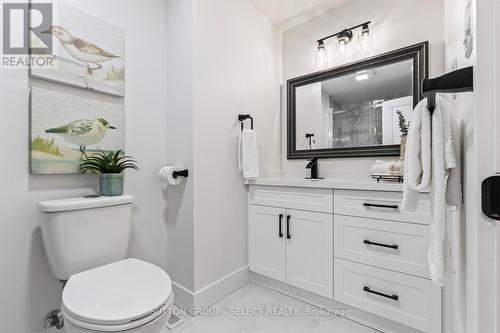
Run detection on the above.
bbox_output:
[287,42,428,159]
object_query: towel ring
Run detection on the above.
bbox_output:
[238,114,254,131]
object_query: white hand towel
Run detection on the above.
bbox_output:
[402,95,462,286]
[238,129,243,173]
[239,128,259,179]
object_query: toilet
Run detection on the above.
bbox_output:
[38,195,173,333]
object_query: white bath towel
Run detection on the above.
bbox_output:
[238,128,259,179]
[402,96,462,286]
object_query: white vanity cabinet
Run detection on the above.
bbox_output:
[247,180,442,333]
[333,189,442,333]
[248,186,333,298]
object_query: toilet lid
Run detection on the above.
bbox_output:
[62,258,172,325]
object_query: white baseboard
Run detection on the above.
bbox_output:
[171,281,195,310]
[172,266,250,313]
[194,265,250,309]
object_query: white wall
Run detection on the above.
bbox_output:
[193,0,281,292]
[295,83,323,149]
[442,1,474,332]
[164,0,281,306]
[165,0,196,296]
[0,1,169,332]
[461,0,497,332]
[281,0,445,178]
[442,1,499,332]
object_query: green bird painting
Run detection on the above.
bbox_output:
[45,118,116,151]
[31,87,124,175]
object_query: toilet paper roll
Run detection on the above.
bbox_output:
[158,166,183,187]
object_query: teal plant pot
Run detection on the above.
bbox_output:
[99,174,124,196]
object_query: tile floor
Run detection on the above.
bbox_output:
[166,283,380,333]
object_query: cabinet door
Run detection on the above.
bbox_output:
[248,205,286,282]
[285,209,333,298]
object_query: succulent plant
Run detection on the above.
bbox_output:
[79,149,138,174]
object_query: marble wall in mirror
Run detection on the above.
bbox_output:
[296,60,413,150]
[287,42,428,159]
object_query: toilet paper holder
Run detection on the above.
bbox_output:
[172,169,189,179]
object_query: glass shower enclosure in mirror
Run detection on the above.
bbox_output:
[287,42,428,159]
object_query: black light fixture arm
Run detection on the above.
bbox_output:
[317,21,371,43]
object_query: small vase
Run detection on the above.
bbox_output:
[99,173,124,196]
[399,135,407,160]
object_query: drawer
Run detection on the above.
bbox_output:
[334,189,430,224]
[334,215,429,278]
[334,259,441,333]
[249,186,333,213]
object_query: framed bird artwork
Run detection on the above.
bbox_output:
[30,1,125,97]
[30,87,125,174]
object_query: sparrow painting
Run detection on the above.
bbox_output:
[45,118,116,150]
[30,2,125,96]
[43,25,121,75]
[31,87,124,174]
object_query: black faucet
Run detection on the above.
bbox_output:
[306,158,322,179]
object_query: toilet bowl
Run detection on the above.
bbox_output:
[61,258,174,333]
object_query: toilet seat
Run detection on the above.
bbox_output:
[62,292,173,332]
[62,258,173,332]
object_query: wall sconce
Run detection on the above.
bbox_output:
[316,21,373,68]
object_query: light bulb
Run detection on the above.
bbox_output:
[337,30,353,47]
[336,30,353,63]
[359,24,373,55]
[316,40,326,68]
[361,23,369,37]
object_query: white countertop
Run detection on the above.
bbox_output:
[245,177,405,192]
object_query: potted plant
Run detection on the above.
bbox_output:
[397,110,410,160]
[79,149,139,196]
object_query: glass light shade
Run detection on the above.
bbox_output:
[336,38,353,63]
[325,41,337,67]
[316,44,326,68]
[358,28,373,55]
[338,42,346,62]
[316,41,333,68]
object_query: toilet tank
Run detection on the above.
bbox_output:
[38,195,133,280]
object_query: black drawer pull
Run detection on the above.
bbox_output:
[278,214,283,238]
[363,240,399,250]
[363,203,399,209]
[286,215,291,239]
[363,286,399,301]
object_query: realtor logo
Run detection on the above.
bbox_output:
[1,1,55,68]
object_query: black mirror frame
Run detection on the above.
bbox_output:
[287,41,428,159]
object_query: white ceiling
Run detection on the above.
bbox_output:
[249,0,353,28]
